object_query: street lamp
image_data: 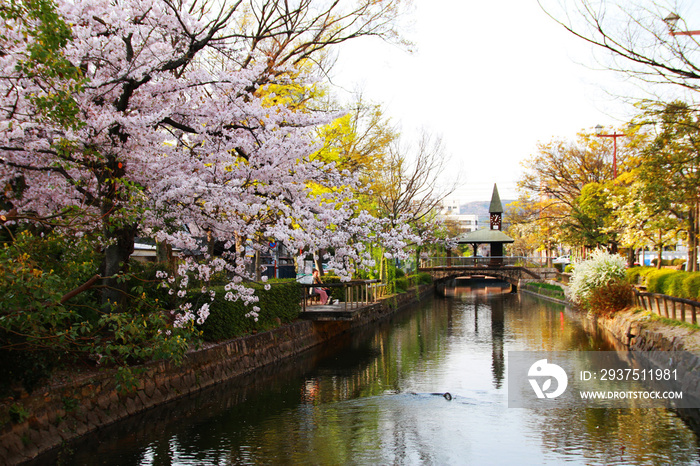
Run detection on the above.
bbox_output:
[664,13,700,36]
[595,124,624,179]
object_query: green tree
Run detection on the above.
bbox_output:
[610,173,680,268]
[516,129,633,257]
[0,0,84,128]
[315,94,397,210]
[635,101,700,270]
[567,182,622,251]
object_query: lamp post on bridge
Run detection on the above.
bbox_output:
[595,124,624,179]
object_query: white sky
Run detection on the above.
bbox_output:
[329,0,659,204]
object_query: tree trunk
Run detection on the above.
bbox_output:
[691,203,699,272]
[686,206,697,272]
[206,228,215,258]
[255,250,262,281]
[156,240,174,274]
[99,154,136,310]
[314,250,325,277]
[656,230,663,269]
[610,240,618,254]
[101,224,136,310]
[378,248,385,282]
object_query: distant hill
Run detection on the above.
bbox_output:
[461,200,516,227]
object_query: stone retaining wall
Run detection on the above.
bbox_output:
[526,284,700,420]
[584,308,700,429]
[0,284,433,465]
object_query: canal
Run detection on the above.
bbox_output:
[31,280,700,465]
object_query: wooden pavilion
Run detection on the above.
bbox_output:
[457,184,514,261]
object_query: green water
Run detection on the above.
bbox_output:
[31,282,700,465]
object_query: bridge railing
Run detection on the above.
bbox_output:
[419,256,548,268]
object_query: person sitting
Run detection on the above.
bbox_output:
[312,269,329,305]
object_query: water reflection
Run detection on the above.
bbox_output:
[28,280,700,465]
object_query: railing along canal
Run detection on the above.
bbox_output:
[633,288,700,325]
[300,279,386,312]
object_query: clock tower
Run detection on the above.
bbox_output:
[455,183,514,264]
[489,184,503,231]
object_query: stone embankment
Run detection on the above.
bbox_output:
[525,278,700,420]
[522,277,700,351]
[0,284,434,465]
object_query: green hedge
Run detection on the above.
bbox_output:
[411,272,433,285]
[626,266,657,286]
[391,272,432,294]
[195,279,301,342]
[650,258,686,267]
[646,269,681,294]
[634,268,700,301]
[394,277,409,293]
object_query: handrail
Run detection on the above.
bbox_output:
[632,288,700,325]
[299,279,385,312]
[419,256,548,269]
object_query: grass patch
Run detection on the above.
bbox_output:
[529,282,564,292]
[637,309,700,331]
[524,282,566,300]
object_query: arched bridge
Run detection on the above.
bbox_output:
[418,257,545,289]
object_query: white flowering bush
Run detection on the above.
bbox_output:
[569,250,628,311]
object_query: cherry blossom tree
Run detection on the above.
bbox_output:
[0,0,414,324]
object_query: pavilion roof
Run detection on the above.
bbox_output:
[457,228,514,244]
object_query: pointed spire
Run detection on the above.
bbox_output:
[489,183,503,214]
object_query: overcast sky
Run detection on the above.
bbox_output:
[329,0,670,203]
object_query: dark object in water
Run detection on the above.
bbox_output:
[417,392,452,401]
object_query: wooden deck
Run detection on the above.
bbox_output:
[299,301,376,321]
[299,280,386,321]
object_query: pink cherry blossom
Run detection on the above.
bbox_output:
[0,0,421,325]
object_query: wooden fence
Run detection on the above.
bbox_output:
[300,280,386,312]
[633,288,700,325]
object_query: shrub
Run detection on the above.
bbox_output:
[570,250,627,305]
[645,269,678,294]
[569,250,627,309]
[626,267,645,285]
[651,258,675,267]
[412,272,433,285]
[683,273,700,300]
[587,279,632,315]
[394,277,409,293]
[0,230,195,395]
[197,280,300,342]
[673,259,687,268]
[665,272,686,298]
[626,266,664,286]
